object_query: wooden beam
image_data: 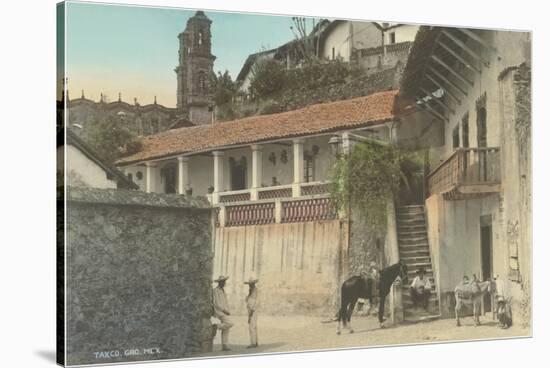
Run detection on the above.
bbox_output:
[456,28,495,51]
[415,101,448,122]
[437,39,481,73]
[431,55,474,87]
[415,103,444,122]
[419,87,456,115]
[441,30,489,66]
[425,73,462,105]
[427,65,469,96]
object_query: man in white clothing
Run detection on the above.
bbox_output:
[410,267,431,310]
[212,275,233,351]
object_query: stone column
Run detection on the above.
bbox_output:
[250,144,263,200]
[145,162,158,193]
[342,132,353,155]
[212,151,224,204]
[177,156,190,195]
[292,138,305,197]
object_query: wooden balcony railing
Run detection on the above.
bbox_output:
[427,147,501,197]
[257,185,293,200]
[219,189,251,203]
[225,202,275,227]
[300,182,331,196]
[281,197,338,223]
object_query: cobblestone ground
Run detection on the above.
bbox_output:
[197,314,530,358]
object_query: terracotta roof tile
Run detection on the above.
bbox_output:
[117,90,399,165]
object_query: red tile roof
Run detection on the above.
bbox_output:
[116,90,399,165]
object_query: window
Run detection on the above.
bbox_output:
[477,107,487,147]
[304,154,315,182]
[198,31,203,45]
[127,173,133,181]
[461,113,469,148]
[452,124,460,149]
[389,32,396,44]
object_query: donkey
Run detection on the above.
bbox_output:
[336,260,408,334]
[454,278,494,327]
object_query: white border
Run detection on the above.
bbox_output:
[0,1,547,368]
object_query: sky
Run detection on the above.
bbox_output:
[64,1,308,107]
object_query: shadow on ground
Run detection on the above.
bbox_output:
[203,342,286,357]
[35,350,57,363]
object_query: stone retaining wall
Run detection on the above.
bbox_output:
[63,187,213,365]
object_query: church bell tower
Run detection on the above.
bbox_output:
[175,11,216,125]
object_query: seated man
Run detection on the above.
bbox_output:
[410,267,431,310]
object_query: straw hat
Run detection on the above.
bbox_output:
[244,276,259,285]
[214,275,229,283]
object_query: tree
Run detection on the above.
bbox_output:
[85,115,143,164]
[290,17,320,63]
[211,70,237,106]
[249,59,286,99]
[329,142,420,228]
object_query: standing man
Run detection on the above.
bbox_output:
[212,275,233,351]
[244,276,259,348]
[410,267,431,310]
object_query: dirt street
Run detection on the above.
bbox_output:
[198,314,530,358]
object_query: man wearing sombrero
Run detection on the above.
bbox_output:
[244,276,259,348]
[409,267,431,310]
[212,275,233,351]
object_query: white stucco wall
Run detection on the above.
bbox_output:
[122,165,147,191]
[422,30,531,321]
[322,22,351,61]
[384,25,419,44]
[350,21,383,50]
[63,145,117,189]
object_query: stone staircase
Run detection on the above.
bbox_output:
[396,205,440,322]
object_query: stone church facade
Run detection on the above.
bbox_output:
[67,11,215,138]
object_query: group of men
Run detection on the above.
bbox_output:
[211,275,259,351]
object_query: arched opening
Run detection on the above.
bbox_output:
[198,71,207,92]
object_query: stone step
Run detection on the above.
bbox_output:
[397,218,426,228]
[406,270,433,279]
[398,229,428,236]
[399,242,430,252]
[397,213,426,222]
[402,293,439,303]
[404,261,432,268]
[400,247,430,254]
[397,223,427,231]
[398,234,428,242]
[400,253,430,261]
[402,285,437,294]
[398,236,428,244]
[400,255,432,263]
[397,207,425,215]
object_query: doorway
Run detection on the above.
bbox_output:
[229,156,247,190]
[161,165,177,194]
[480,215,493,313]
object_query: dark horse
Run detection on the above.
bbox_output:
[336,260,408,334]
